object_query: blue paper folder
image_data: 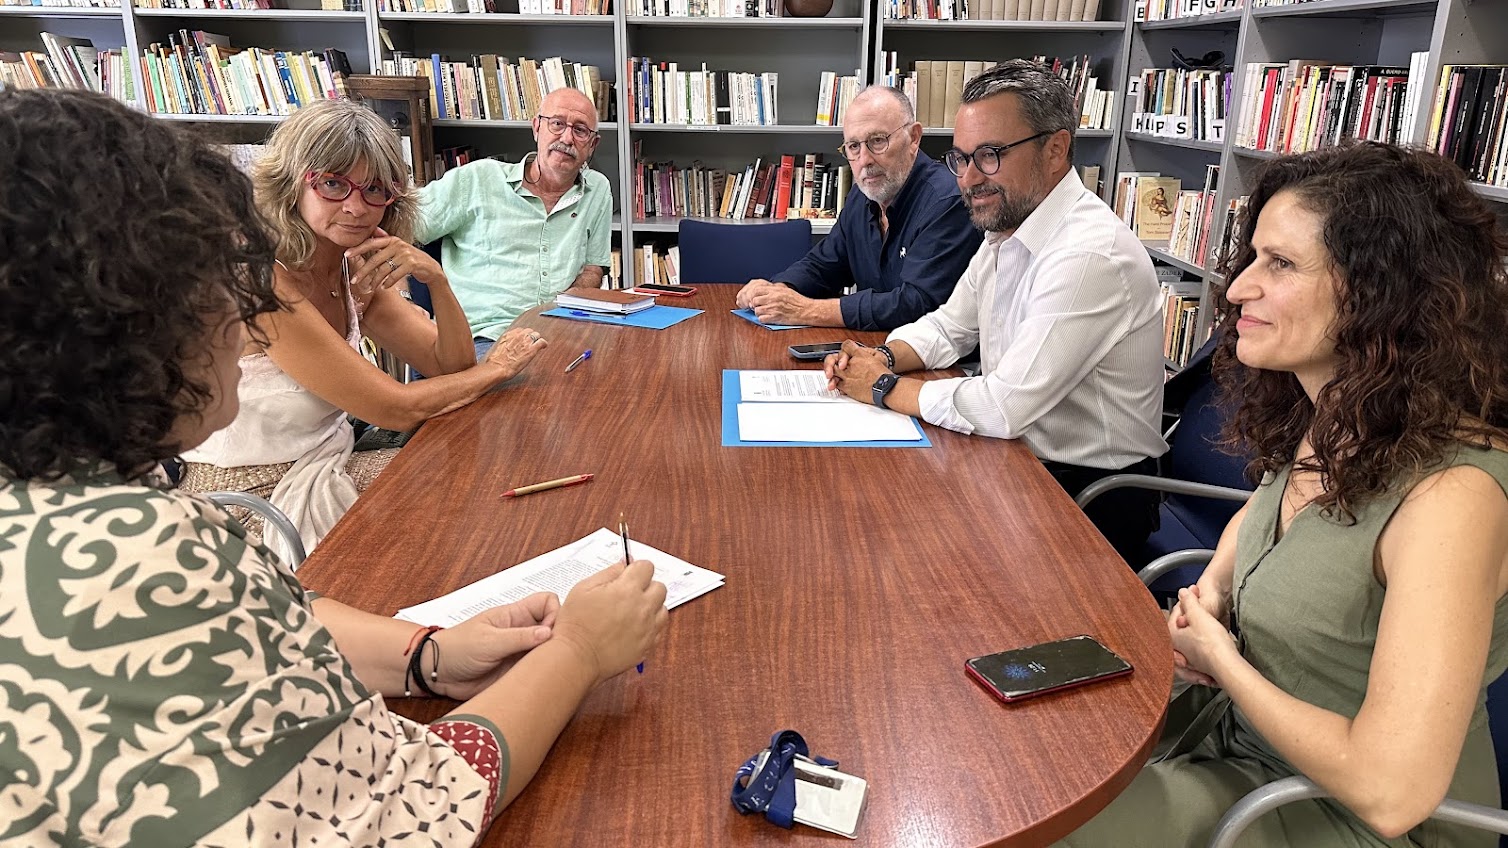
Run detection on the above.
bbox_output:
[542,305,703,330]
[720,370,932,448]
[730,308,806,331]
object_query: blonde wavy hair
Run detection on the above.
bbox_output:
[253,99,418,269]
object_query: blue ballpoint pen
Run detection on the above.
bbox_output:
[619,513,644,674]
[564,349,592,372]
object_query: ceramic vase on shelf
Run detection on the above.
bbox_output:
[783,0,833,16]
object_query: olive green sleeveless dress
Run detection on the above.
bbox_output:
[1059,445,1508,848]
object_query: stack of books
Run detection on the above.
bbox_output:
[139,32,352,117]
[1136,0,1240,21]
[1115,172,1181,242]
[629,0,777,14]
[628,243,680,288]
[1165,164,1221,268]
[380,54,609,122]
[1425,64,1508,188]
[557,288,657,313]
[1159,268,1203,368]
[633,153,850,221]
[815,71,860,127]
[0,34,134,104]
[626,58,778,126]
[1129,67,1227,143]
[1234,54,1429,154]
[879,54,1111,131]
[882,0,1101,21]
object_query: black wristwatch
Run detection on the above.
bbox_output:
[871,373,900,409]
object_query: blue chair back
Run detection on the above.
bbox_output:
[676,219,813,284]
[405,240,443,316]
[1160,369,1252,547]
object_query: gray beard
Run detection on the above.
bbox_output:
[858,168,905,206]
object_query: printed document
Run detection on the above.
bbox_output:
[395,528,724,627]
[737,401,925,442]
[739,370,847,402]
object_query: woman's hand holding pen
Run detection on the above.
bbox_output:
[552,560,668,685]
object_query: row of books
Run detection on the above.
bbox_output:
[879,54,1111,131]
[625,57,779,125]
[379,54,610,122]
[377,0,608,12]
[1426,65,1508,187]
[134,0,286,8]
[1128,68,1228,144]
[633,153,850,221]
[815,71,860,127]
[1160,271,1203,369]
[1113,171,1180,242]
[622,243,680,288]
[628,0,778,15]
[0,0,119,6]
[0,33,134,103]
[140,32,352,116]
[1164,164,1221,267]
[880,0,1101,20]
[1134,0,1240,21]
[1233,54,1430,154]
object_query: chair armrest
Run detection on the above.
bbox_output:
[1074,474,1254,508]
[205,491,308,570]
[1138,549,1216,588]
[1208,776,1508,848]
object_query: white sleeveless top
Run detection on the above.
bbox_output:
[182,269,363,563]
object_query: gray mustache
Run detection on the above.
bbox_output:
[550,143,578,158]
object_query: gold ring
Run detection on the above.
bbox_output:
[387,259,399,271]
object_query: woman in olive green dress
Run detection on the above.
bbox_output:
[1062,142,1508,847]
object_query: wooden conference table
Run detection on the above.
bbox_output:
[299,285,1172,848]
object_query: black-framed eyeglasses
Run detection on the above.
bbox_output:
[537,114,599,143]
[837,123,910,161]
[943,131,1051,176]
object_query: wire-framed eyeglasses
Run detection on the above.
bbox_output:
[537,114,599,143]
[943,131,1052,177]
[837,123,910,161]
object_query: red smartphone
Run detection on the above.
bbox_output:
[631,283,697,297]
[965,635,1132,704]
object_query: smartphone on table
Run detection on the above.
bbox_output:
[631,283,697,297]
[788,342,845,361]
[965,635,1132,704]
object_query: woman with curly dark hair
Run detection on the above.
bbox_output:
[178,99,549,562]
[0,88,666,846]
[1061,142,1508,847]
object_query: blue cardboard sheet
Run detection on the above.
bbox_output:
[720,370,933,448]
[730,308,806,331]
[542,305,703,330]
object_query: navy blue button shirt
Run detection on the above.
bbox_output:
[776,155,983,331]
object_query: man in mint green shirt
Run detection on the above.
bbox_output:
[414,88,612,356]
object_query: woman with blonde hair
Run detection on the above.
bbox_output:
[181,98,547,560]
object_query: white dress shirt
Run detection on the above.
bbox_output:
[887,168,1168,470]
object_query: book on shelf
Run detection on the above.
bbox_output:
[627,57,778,126]
[1134,0,1241,22]
[556,288,658,313]
[815,71,860,127]
[1163,164,1219,266]
[1426,65,1508,188]
[135,0,290,8]
[0,0,120,6]
[880,53,1112,131]
[378,0,608,12]
[1128,67,1227,144]
[1077,164,1100,195]
[137,31,351,116]
[630,0,776,15]
[1133,176,1179,241]
[882,0,1101,21]
[0,33,130,104]
[1159,271,1203,368]
[633,151,849,221]
[381,54,610,122]
[1234,54,1429,154]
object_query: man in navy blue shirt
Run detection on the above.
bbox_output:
[734,87,982,331]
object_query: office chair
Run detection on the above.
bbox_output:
[676,218,813,284]
[205,491,308,571]
[1134,552,1508,848]
[1076,333,1253,591]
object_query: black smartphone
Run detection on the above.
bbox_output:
[631,283,697,297]
[965,635,1132,704]
[789,342,845,360]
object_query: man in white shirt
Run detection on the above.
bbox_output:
[824,60,1169,559]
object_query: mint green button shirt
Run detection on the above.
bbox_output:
[414,155,613,340]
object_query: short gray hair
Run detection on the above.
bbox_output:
[853,84,916,125]
[961,59,1077,159]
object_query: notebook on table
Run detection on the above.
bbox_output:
[556,289,657,314]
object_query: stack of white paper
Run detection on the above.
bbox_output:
[395,528,724,627]
[736,370,924,443]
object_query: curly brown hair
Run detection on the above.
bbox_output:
[1212,141,1508,518]
[0,89,280,481]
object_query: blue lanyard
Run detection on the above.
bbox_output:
[730,730,838,829]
